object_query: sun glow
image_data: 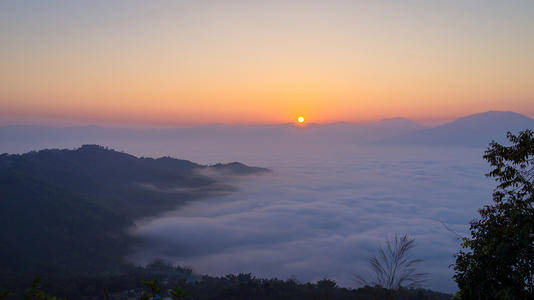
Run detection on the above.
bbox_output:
[297,116,305,124]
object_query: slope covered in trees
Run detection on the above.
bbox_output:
[0,145,268,277]
[0,262,452,299]
[0,170,131,276]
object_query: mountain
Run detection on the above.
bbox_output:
[209,162,271,175]
[0,170,131,275]
[3,111,531,149]
[361,117,425,140]
[0,145,268,276]
[0,118,427,153]
[276,118,425,143]
[368,117,425,131]
[379,111,534,147]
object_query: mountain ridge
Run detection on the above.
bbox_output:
[378,111,534,147]
[2,111,534,130]
[0,145,268,276]
[1,111,533,149]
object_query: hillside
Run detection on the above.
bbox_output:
[1,266,453,299]
[0,145,268,217]
[0,145,268,276]
[0,171,131,275]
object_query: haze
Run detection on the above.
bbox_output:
[2,0,534,126]
[127,141,489,293]
[4,112,534,293]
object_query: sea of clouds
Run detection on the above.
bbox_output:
[0,128,496,293]
[125,141,493,293]
[2,115,529,293]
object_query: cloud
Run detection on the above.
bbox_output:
[127,143,493,293]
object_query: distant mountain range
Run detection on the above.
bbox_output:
[378,111,534,147]
[1,111,533,150]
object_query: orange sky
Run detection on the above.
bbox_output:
[1,1,533,126]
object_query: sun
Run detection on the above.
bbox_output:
[297,116,305,124]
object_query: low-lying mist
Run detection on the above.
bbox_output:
[1,120,511,293]
[125,142,491,293]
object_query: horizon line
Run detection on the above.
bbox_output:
[0,110,532,130]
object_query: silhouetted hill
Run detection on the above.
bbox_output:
[209,162,270,175]
[18,145,200,185]
[369,117,425,131]
[0,145,268,276]
[0,145,268,217]
[379,111,534,147]
[3,111,531,150]
[0,118,427,152]
[0,170,131,275]
[1,268,453,300]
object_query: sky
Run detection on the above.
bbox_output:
[1,0,534,126]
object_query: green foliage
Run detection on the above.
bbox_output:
[24,278,65,300]
[169,284,187,300]
[453,130,534,299]
[140,280,161,300]
[139,280,188,300]
[1,266,451,300]
[4,262,452,299]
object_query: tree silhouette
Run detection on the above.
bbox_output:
[357,234,427,290]
[454,130,534,299]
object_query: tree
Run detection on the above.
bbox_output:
[453,130,534,299]
[357,234,427,290]
[140,280,161,300]
[24,278,65,300]
[0,290,10,300]
[169,284,188,300]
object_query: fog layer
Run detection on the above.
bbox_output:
[2,114,520,293]
[128,143,491,293]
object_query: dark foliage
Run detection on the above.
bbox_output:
[208,162,269,175]
[357,234,427,290]
[0,145,266,278]
[0,145,212,218]
[453,130,534,299]
[0,169,133,276]
[0,263,451,299]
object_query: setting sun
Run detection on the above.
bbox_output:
[297,116,305,124]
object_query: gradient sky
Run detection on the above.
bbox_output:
[1,0,533,126]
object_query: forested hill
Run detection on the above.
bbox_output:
[0,145,268,217]
[0,145,268,277]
